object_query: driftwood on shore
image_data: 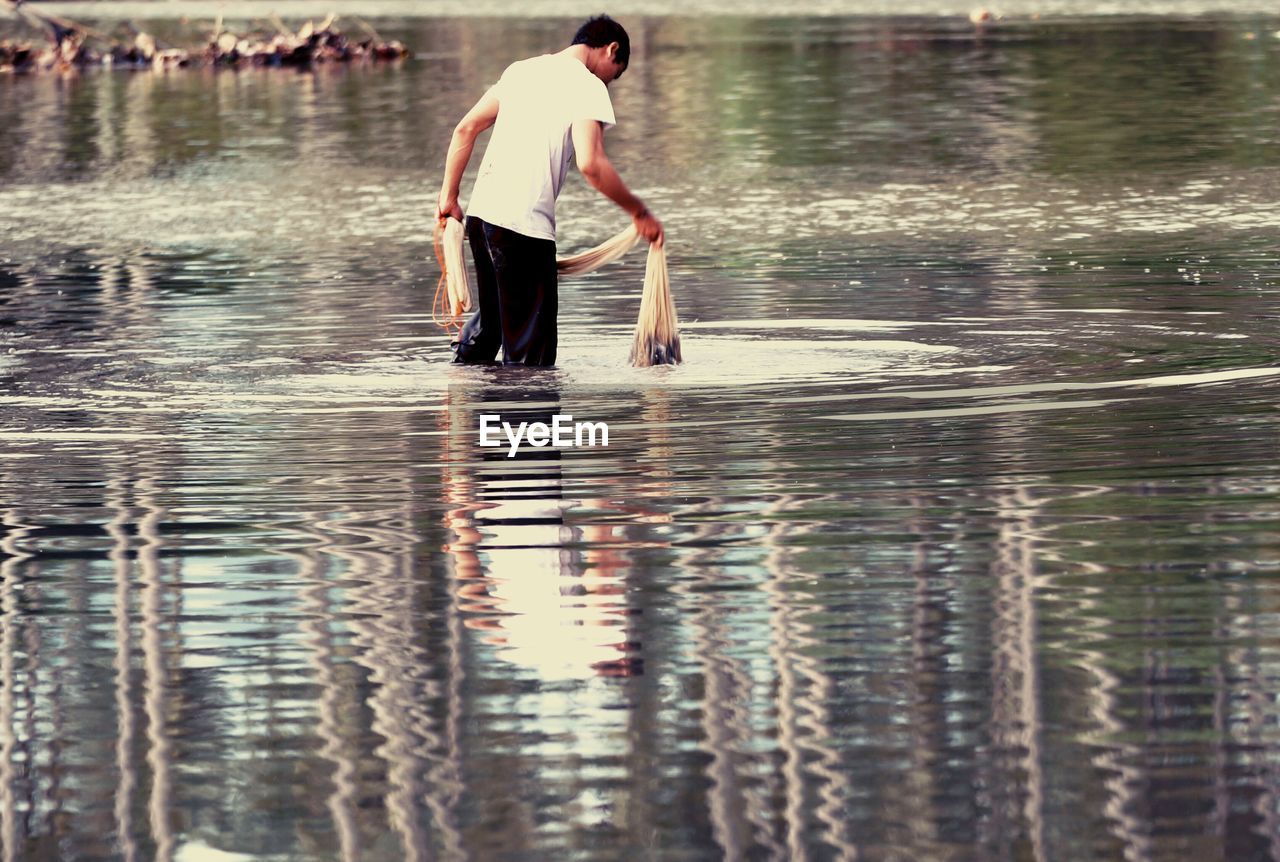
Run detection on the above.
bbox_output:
[0,1,410,72]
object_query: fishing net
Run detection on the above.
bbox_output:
[433,216,474,337]
[434,217,681,366]
[628,241,681,367]
[556,225,639,275]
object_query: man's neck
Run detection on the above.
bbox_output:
[561,44,605,81]
[561,44,591,66]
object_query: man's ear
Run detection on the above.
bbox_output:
[607,41,620,62]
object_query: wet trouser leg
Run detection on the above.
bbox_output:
[451,216,558,367]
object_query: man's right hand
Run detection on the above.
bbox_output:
[438,195,464,222]
[633,207,664,247]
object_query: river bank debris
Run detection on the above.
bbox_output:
[0,1,409,72]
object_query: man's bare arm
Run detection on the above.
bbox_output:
[572,118,663,245]
[437,90,500,220]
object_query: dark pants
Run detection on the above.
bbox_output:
[451,216,558,367]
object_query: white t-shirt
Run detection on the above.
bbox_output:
[466,53,616,242]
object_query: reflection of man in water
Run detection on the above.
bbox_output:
[442,381,642,678]
[436,15,664,367]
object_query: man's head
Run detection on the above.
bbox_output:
[571,15,630,83]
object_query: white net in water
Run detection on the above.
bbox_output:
[628,241,681,367]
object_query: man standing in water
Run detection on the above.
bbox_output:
[437,15,664,367]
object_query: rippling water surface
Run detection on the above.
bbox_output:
[2,9,1280,861]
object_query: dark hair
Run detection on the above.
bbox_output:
[571,15,630,76]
